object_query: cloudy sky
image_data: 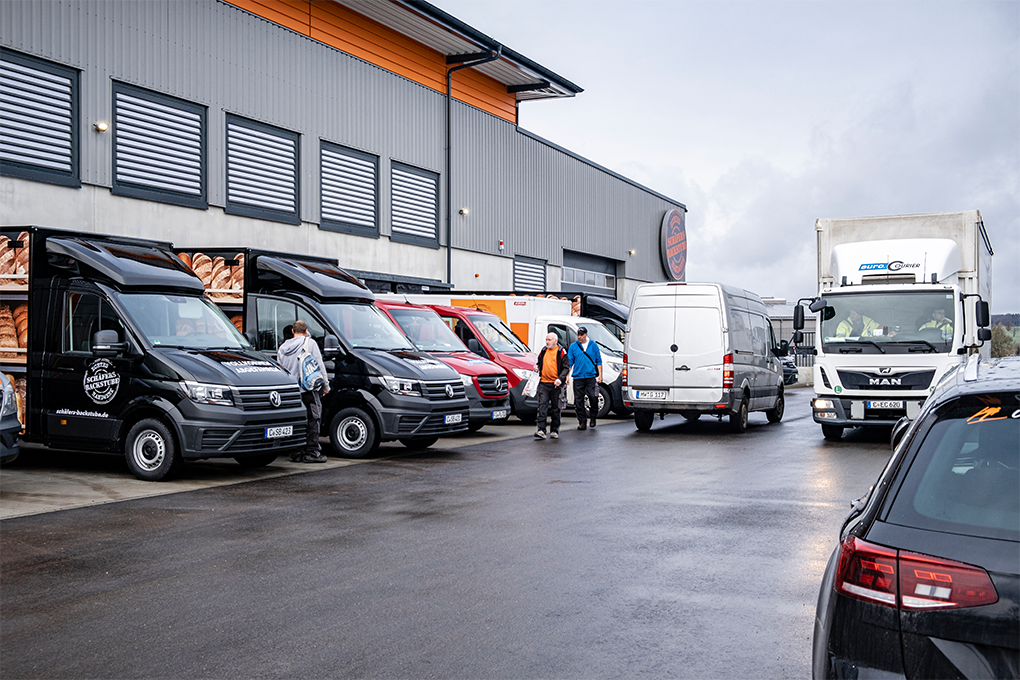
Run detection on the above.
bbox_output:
[436,0,1019,312]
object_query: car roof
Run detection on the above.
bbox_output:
[933,355,1020,405]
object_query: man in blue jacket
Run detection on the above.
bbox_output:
[568,326,603,430]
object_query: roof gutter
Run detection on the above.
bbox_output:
[445,45,502,285]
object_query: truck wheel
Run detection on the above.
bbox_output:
[399,436,439,450]
[634,410,655,431]
[822,424,844,441]
[681,411,700,422]
[766,390,785,423]
[125,418,181,481]
[329,407,379,459]
[729,393,749,433]
[234,453,278,468]
[583,385,612,419]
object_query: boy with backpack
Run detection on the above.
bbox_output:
[278,320,330,463]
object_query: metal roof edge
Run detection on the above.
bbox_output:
[516,128,687,210]
[397,0,584,95]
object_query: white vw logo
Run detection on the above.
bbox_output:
[445,384,455,398]
[269,391,282,407]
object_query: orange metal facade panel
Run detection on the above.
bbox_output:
[222,0,517,122]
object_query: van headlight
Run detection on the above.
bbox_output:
[180,381,234,406]
[461,375,474,386]
[605,360,623,373]
[1,380,15,417]
[376,375,422,397]
[512,368,536,381]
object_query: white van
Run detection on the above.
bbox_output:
[623,282,788,432]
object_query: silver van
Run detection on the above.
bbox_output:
[623,282,788,432]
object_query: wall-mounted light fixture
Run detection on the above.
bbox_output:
[459,208,469,215]
[628,249,636,256]
[93,121,109,132]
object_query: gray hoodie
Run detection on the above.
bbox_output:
[277,335,329,393]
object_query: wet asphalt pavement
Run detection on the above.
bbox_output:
[0,389,893,679]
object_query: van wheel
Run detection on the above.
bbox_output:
[399,436,439,450]
[634,410,655,431]
[729,394,749,433]
[125,418,181,481]
[329,407,379,459]
[822,424,844,441]
[583,385,612,419]
[766,390,785,423]
[681,411,700,421]
[235,453,278,468]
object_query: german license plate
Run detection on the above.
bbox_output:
[445,413,463,425]
[491,409,507,420]
[867,400,904,410]
[634,390,667,400]
[265,425,293,439]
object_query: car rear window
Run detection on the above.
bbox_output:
[886,392,1019,541]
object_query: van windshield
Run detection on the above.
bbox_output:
[388,308,468,352]
[583,322,624,355]
[469,314,530,353]
[114,293,249,350]
[820,291,957,354]
[321,302,415,351]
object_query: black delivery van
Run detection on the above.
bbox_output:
[173,247,470,458]
[0,227,308,480]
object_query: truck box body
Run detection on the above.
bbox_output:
[175,248,470,457]
[807,211,993,439]
[0,228,307,480]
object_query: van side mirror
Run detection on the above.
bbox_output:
[323,334,341,358]
[975,300,990,327]
[467,338,485,357]
[243,331,256,346]
[890,416,911,450]
[778,339,789,356]
[792,330,803,344]
[793,305,805,330]
[92,330,129,357]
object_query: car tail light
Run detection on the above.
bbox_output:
[899,550,998,610]
[835,536,998,610]
[836,536,898,606]
[723,353,734,388]
[622,353,628,386]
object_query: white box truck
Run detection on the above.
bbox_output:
[793,210,993,441]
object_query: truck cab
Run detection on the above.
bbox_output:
[0,227,308,480]
[174,249,470,457]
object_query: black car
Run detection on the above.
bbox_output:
[781,355,799,385]
[0,372,20,465]
[813,355,1019,679]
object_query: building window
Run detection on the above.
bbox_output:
[112,83,206,209]
[0,49,79,188]
[320,142,378,238]
[514,256,547,291]
[390,161,438,248]
[561,266,615,291]
[225,115,299,225]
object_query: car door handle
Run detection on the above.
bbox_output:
[676,365,690,371]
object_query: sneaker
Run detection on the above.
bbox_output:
[289,455,304,463]
[302,454,328,463]
[590,420,597,428]
[577,423,587,430]
[534,430,547,440]
[550,432,559,439]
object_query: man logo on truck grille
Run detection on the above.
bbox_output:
[84,358,121,404]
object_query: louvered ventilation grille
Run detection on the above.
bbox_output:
[115,91,202,195]
[0,56,73,173]
[514,259,546,290]
[321,146,376,228]
[227,121,297,213]
[391,165,438,240]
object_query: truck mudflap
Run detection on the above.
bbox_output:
[811,395,926,427]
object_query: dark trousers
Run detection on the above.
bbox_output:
[301,389,322,455]
[573,377,599,424]
[536,381,562,433]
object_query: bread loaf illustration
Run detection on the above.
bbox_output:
[209,257,231,299]
[14,376,26,429]
[0,239,14,277]
[12,232,29,284]
[13,304,28,348]
[191,253,213,286]
[227,253,245,300]
[177,252,192,268]
[0,305,17,358]
[230,315,244,333]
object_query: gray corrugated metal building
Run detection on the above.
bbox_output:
[1,0,686,303]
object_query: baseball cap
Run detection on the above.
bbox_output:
[577,326,588,335]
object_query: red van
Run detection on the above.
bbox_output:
[419,304,539,423]
[375,300,510,431]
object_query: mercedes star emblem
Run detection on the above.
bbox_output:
[269,390,282,407]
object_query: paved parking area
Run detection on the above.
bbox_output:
[0,421,543,520]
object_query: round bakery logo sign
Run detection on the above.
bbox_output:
[84,358,121,404]
[660,208,687,281]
